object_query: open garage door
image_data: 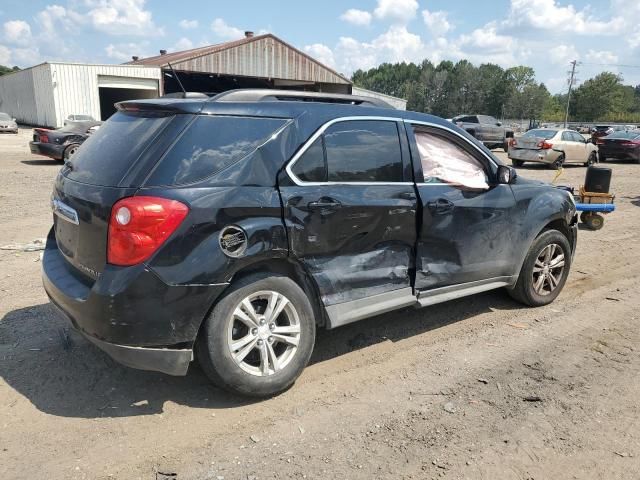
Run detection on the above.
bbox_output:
[97,75,159,121]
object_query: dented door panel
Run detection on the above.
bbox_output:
[280,184,417,306]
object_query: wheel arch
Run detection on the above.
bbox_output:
[195,257,330,348]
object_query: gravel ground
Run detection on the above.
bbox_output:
[1,128,639,480]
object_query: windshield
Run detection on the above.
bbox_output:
[523,129,557,139]
[0,113,12,121]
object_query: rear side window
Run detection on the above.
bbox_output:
[65,112,171,186]
[324,120,403,182]
[291,137,326,182]
[147,115,288,185]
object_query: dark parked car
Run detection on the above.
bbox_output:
[0,112,18,133]
[43,90,577,397]
[30,123,100,161]
[596,129,640,163]
[451,114,514,151]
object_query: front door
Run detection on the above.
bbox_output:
[279,118,418,321]
[406,122,519,290]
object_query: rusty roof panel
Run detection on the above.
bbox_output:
[128,34,350,85]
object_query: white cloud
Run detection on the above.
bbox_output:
[455,25,520,66]
[304,43,335,68]
[179,19,198,29]
[86,0,162,36]
[340,9,372,26]
[503,0,624,35]
[0,44,12,64]
[373,0,418,23]
[3,20,32,46]
[105,41,151,62]
[211,18,244,40]
[549,44,579,65]
[422,9,451,37]
[336,25,426,73]
[585,49,618,64]
[172,37,194,51]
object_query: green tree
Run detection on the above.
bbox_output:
[0,65,20,76]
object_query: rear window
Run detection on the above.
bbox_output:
[147,115,288,186]
[606,131,640,139]
[524,129,557,139]
[65,112,171,186]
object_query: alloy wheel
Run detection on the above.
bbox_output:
[532,243,565,296]
[227,290,301,376]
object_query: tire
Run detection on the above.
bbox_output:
[584,213,604,230]
[63,144,80,161]
[503,140,509,152]
[584,151,597,167]
[512,159,525,167]
[508,229,572,307]
[196,274,316,397]
[551,154,565,170]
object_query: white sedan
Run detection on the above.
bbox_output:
[508,128,598,169]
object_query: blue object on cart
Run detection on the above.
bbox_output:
[575,203,615,213]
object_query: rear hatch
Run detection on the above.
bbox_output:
[51,110,188,279]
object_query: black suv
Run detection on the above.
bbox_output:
[43,90,577,397]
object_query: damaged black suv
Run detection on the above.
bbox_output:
[43,90,577,397]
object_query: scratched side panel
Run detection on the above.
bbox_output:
[279,184,417,306]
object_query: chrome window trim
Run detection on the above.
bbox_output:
[285,115,499,187]
[285,115,406,186]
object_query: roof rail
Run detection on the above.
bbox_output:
[210,89,393,109]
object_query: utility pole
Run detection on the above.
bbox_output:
[564,60,577,128]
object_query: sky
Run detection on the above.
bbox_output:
[1,0,639,94]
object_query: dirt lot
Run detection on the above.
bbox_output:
[1,127,639,480]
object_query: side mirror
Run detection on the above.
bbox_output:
[497,165,516,184]
[12,118,16,122]
[496,122,502,126]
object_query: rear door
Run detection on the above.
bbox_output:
[279,118,417,323]
[406,122,519,290]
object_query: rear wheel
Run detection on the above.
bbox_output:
[512,159,524,167]
[551,154,565,170]
[196,274,316,397]
[63,144,80,162]
[508,229,571,307]
[584,151,597,166]
[503,140,510,152]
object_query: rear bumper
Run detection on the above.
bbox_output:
[30,141,64,160]
[598,148,640,161]
[42,230,227,375]
[508,148,561,164]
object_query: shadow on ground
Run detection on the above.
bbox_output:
[20,159,61,166]
[1,291,521,418]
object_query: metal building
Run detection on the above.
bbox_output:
[0,32,405,128]
[0,63,161,127]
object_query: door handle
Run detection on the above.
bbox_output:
[427,198,454,214]
[308,200,342,210]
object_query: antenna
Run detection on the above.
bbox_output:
[166,61,187,97]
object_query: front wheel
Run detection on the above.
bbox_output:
[196,274,316,397]
[508,229,572,307]
[63,144,80,161]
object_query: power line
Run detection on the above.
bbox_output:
[579,62,640,69]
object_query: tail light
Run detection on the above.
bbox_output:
[537,140,553,149]
[620,141,640,147]
[596,139,605,145]
[107,196,189,266]
[509,138,517,147]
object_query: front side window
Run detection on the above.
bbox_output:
[324,120,403,182]
[414,129,489,190]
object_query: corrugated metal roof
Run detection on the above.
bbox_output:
[127,34,351,85]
